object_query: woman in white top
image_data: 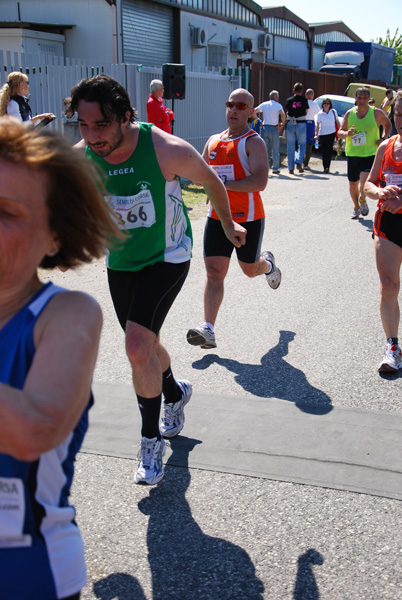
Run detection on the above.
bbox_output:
[0,71,54,125]
[314,97,341,173]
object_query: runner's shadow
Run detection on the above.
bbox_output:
[138,436,264,599]
[192,330,332,414]
[293,548,324,599]
[93,573,146,599]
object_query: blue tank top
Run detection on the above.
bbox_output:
[0,283,90,599]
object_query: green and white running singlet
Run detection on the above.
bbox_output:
[86,122,192,271]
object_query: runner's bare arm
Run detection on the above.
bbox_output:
[224,135,268,193]
[337,109,353,139]
[0,292,102,461]
[374,108,392,141]
[365,141,402,210]
[152,129,246,248]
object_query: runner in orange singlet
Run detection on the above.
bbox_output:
[365,90,402,373]
[187,88,282,350]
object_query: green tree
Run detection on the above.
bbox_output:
[372,29,402,64]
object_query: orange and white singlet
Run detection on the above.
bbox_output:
[377,135,402,214]
[206,129,265,223]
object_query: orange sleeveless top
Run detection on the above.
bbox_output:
[206,129,265,223]
[378,135,402,214]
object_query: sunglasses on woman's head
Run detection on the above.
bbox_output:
[226,101,249,110]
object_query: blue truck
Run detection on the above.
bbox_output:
[319,42,395,84]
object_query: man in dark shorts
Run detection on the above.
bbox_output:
[186,88,281,350]
[338,87,391,219]
[66,75,246,485]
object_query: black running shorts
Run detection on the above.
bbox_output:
[374,209,402,249]
[347,155,375,182]
[107,261,190,334]
[203,217,265,264]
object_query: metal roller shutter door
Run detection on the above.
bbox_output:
[312,46,325,72]
[122,0,173,67]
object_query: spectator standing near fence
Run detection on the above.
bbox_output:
[146,79,174,134]
[285,82,309,174]
[255,90,285,175]
[0,72,55,125]
[303,88,320,169]
[314,97,340,173]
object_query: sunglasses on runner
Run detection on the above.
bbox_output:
[226,101,249,110]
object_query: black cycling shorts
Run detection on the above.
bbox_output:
[347,155,375,182]
[107,261,190,334]
[374,209,402,249]
[203,217,265,264]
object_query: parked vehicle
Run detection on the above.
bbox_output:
[319,42,395,84]
[345,83,394,107]
[314,94,356,153]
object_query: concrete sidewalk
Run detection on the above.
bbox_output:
[87,382,402,501]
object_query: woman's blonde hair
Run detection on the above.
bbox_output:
[0,72,28,116]
[0,117,123,269]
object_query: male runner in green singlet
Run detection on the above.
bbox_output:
[338,87,391,219]
[65,75,246,485]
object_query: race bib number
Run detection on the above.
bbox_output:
[107,189,156,230]
[211,164,235,184]
[351,132,367,146]
[385,173,402,186]
[0,478,31,547]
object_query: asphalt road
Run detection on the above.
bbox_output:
[46,153,402,599]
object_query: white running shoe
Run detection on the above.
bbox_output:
[360,200,369,217]
[378,342,402,373]
[351,207,361,219]
[186,325,217,349]
[134,436,166,485]
[262,251,282,290]
[160,380,193,438]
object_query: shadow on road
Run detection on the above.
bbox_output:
[93,573,146,600]
[192,330,333,414]
[293,548,324,600]
[137,436,265,599]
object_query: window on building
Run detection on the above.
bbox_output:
[208,43,227,68]
[264,17,307,41]
[314,32,355,46]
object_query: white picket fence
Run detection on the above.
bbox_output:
[0,51,245,153]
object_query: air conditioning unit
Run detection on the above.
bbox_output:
[258,33,272,50]
[230,36,244,53]
[191,27,207,48]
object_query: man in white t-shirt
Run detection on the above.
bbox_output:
[303,88,320,169]
[255,90,285,174]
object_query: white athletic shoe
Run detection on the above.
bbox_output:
[160,380,193,438]
[134,436,166,485]
[262,251,282,290]
[186,325,217,349]
[360,200,369,217]
[378,342,402,373]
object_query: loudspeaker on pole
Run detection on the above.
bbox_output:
[162,63,186,100]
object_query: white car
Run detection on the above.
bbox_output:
[314,94,356,152]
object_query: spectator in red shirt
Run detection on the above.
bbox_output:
[146,79,174,134]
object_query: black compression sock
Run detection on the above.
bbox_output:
[388,337,399,346]
[162,366,182,404]
[137,394,162,439]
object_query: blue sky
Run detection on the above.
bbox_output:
[253,1,399,42]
